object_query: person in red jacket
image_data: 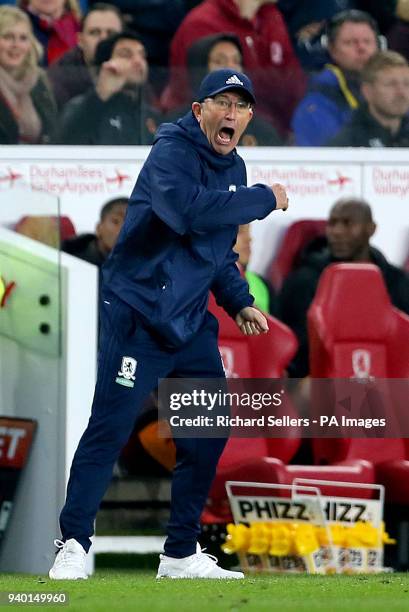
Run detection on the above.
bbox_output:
[161,0,306,135]
[18,0,81,65]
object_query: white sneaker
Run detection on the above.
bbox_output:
[49,539,88,580]
[156,544,244,579]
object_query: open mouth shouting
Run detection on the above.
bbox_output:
[217,126,235,146]
[193,90,253,155]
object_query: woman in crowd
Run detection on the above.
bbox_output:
[18,0,81,65]
[0,5,57,143]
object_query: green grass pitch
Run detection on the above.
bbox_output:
[0,572,408,611]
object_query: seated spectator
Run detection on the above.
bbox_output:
[18,0,81,66]
[101,0,187,97]
[47,2,123,109]
[234,223,277,314]
[61,197,128,266]
[165,32,282,146]
[55,30,162,144]
[292,9,379,146]
[279,0,399,65]
[0,5,57,143]
[161,0,306,137]
[328,50,409,146]
[277,198,409,377]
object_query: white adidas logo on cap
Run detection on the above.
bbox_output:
[225,74,244,86]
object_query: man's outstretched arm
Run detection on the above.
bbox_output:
[148,140,288,234]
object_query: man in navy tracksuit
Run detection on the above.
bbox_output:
[49,69,289,580]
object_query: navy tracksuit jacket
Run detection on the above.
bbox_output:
[60,112,277,557]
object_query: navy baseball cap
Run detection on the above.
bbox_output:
[197,69,256,104]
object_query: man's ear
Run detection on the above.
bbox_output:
[77,32,84,51]
[248,108,254,123]
[368,221,377,239]
[192,102,202,123]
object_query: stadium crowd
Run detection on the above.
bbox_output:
[1,0,409,145]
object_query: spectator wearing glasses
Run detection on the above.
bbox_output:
[47,3,123,109]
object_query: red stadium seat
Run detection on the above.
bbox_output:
[208,293,297,378]
[269,219,327,291]
[308,263,409,504]
[204,454,375,522]
[59,216,77,241]
[208,292,300,463]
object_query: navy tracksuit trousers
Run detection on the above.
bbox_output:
[59,291,227,557]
